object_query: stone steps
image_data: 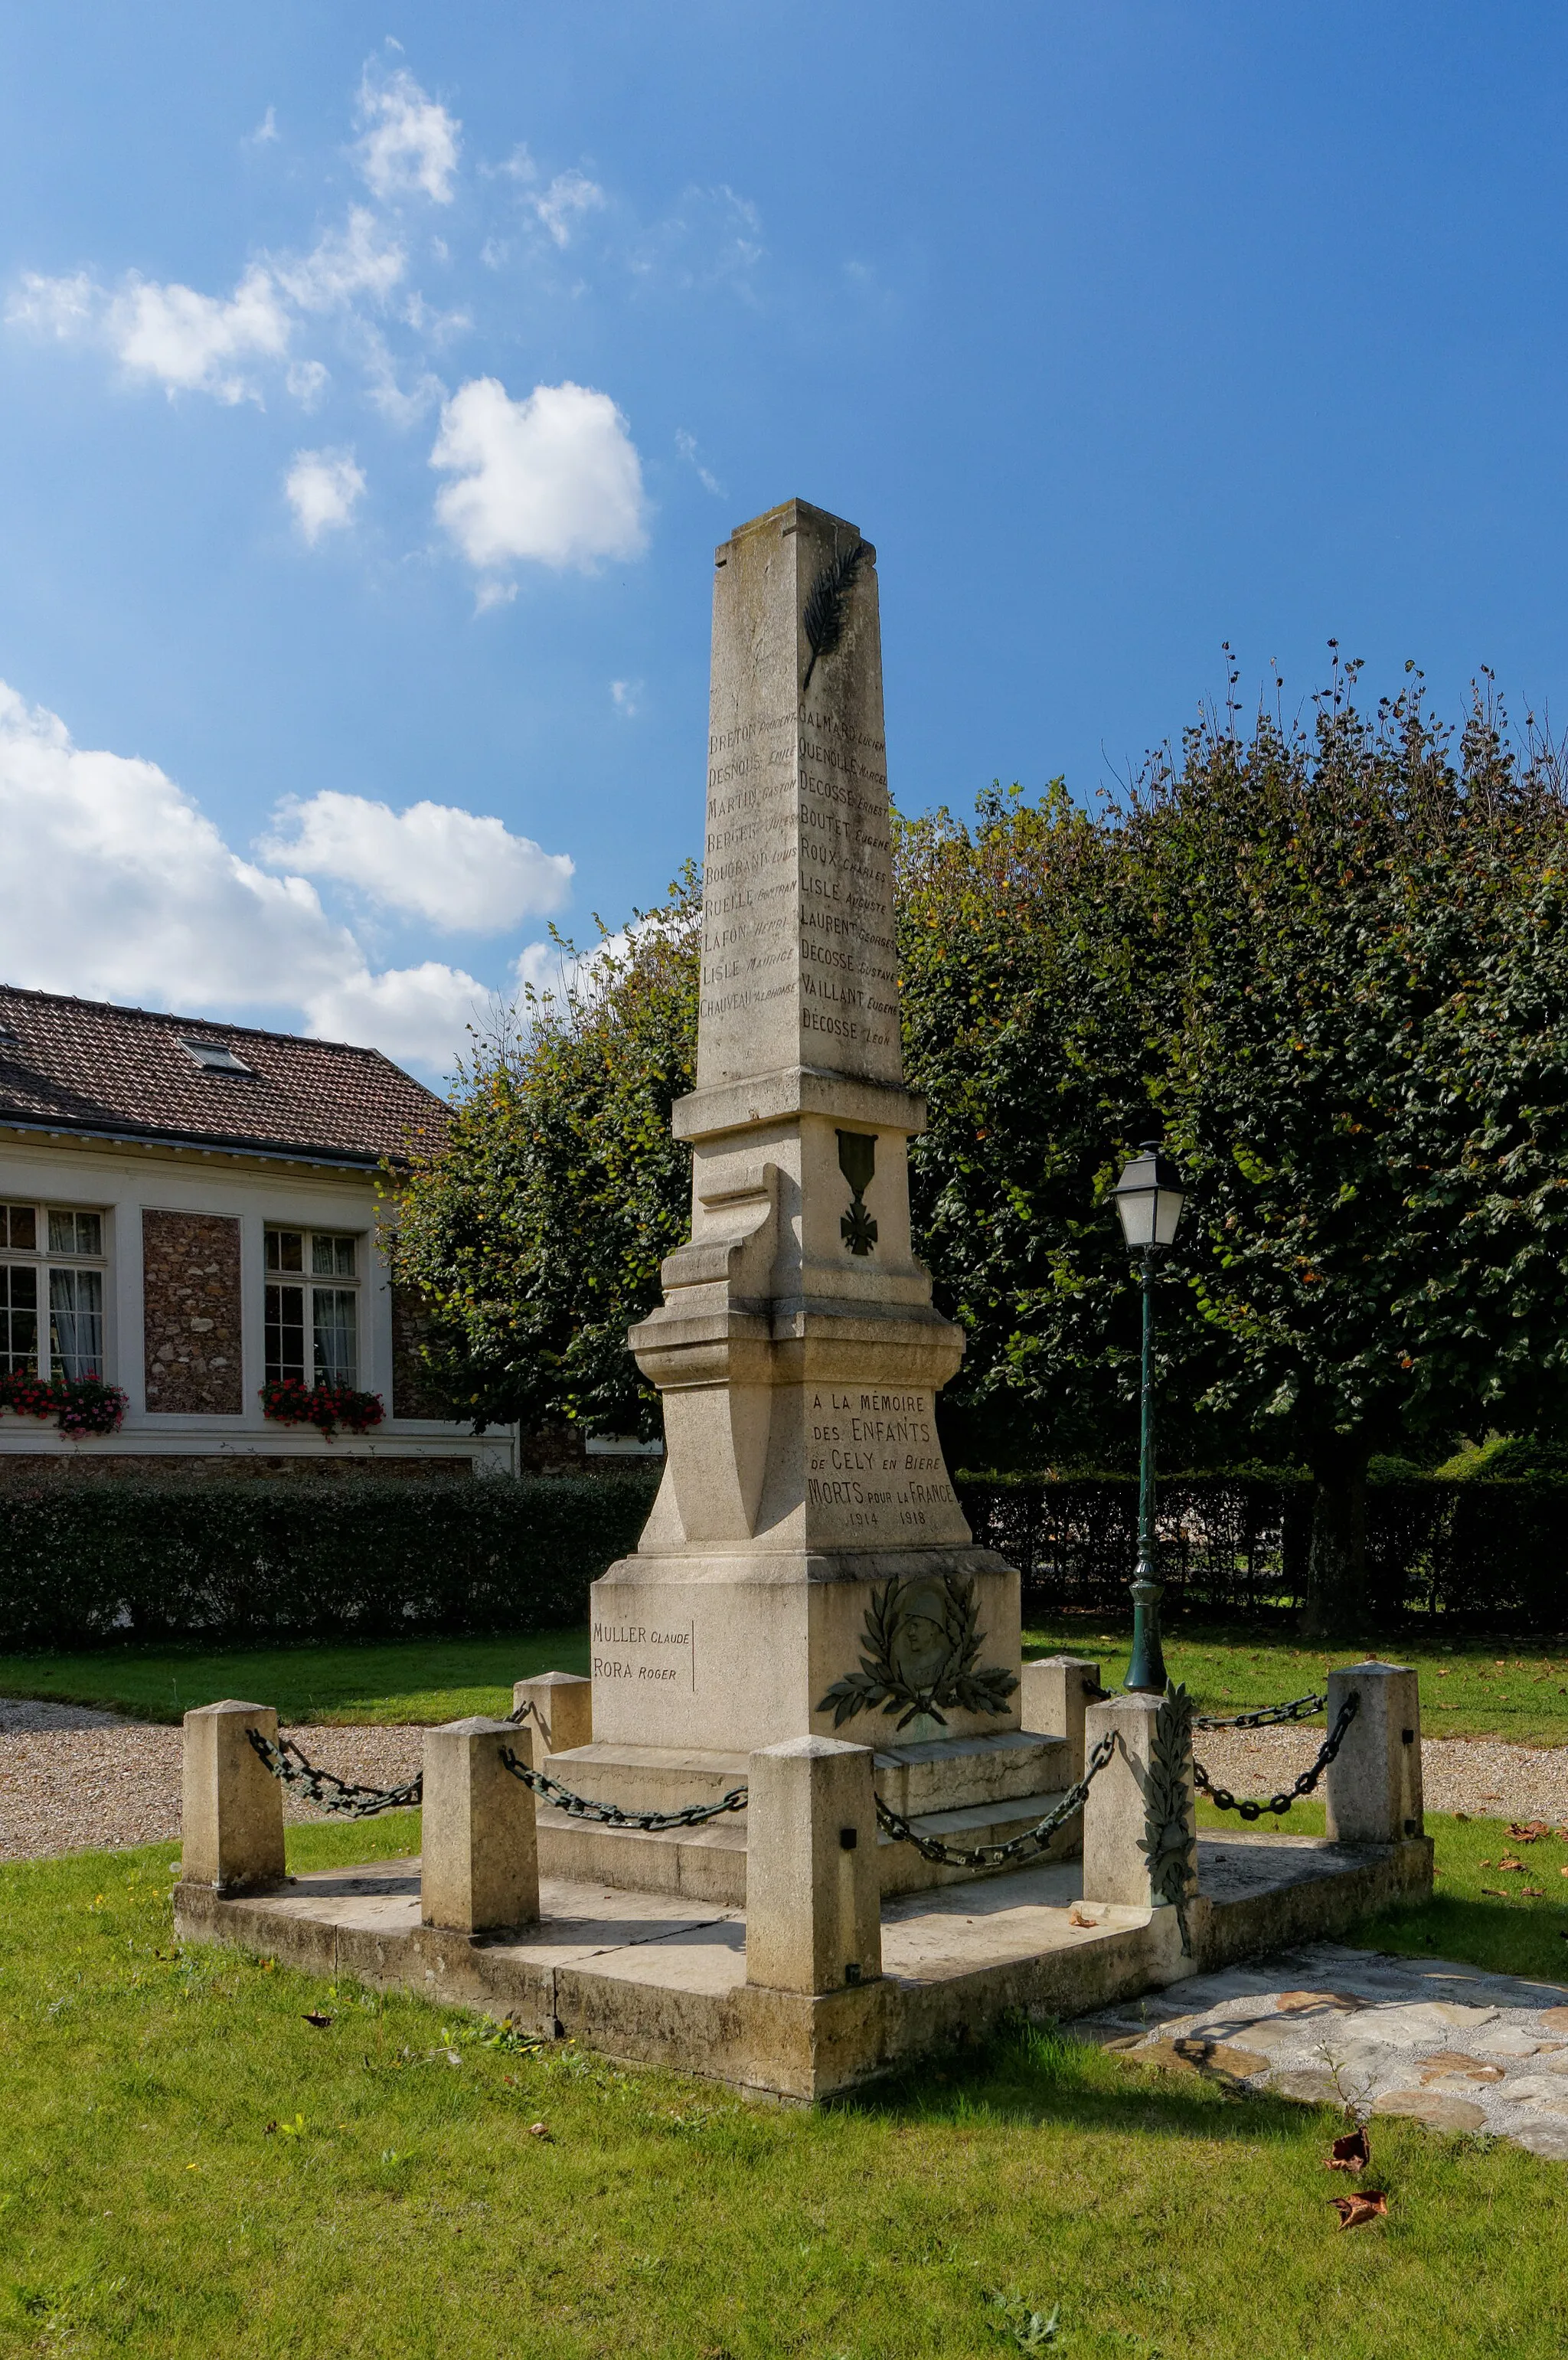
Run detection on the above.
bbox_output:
[533,1780,1082,1907]
[543,1728,1071,1822]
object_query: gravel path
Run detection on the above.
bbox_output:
[0,1705,423,1863]
[2,1703,1566,1864]
[1196,1724,1568,1822]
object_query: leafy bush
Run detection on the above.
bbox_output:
[0,1473,660,1650]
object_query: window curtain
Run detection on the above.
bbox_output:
[312,1288,357,1387]
[49,1267,103,1380]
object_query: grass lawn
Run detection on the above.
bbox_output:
[3,1620,1567,1744]
[1025,1621,1568,1746]
[0,1632,591,1727]
[2,1812,1565,2359]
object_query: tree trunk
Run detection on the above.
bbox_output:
[1299,1439,1370,1639]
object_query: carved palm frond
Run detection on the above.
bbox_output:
[802,538,867,691]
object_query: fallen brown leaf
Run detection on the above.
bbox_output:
[529,2121,552,2140]
[1497,1855,1526,1873]
[1326,2126,1370,2173]
[1481,1887,1514,1899]
[1067,1906,1097,1928]
[1508,1821,1549,1842]
[302,2012,333,2029]
[1330,2191,1388,2231]
[1522,1887,1545,1898]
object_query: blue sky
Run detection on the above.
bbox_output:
[3,4,1567,1078]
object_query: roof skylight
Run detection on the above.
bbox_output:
[180,1038,252,1075]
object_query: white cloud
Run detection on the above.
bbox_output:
[276,207,404,312]
[247,106,279,147]
[8,211,404,407]
[534,170,606,249]
[354,64,460,205]
[675,427,724,497]
[286,358,330,407]
[259,790,573,930]
[9,271,99,338]
[362,325,446,427]
[430,377,648,574]
[610,679,643,718]
[285,448,365,542]
[32,263,291,404]
[0,677,510,1074]
[305,962,488,1068]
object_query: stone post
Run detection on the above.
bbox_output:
[181,1701,286,1893]
[745,1735,880,1996]
[420,1717,539,1934]
[1325,1661,1424,1844]
[1018,1656,1102,1781]
[1081,1693,1196,1912]
[512,1671,593,1758]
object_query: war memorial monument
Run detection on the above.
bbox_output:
[175,500,1433,2102]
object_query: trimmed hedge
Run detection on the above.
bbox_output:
[0,1474,662,1650]
[6,1464,1562,1648]
[956,1471,1568,1633]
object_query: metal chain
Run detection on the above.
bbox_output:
[1192,1690,1328,1732]
[873,1728,1120,1869]
[499,1746,750,1830]
[1192,1692,1359,1821]
[247,1728,423,1819]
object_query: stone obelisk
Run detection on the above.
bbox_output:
[589,499,1019,1757]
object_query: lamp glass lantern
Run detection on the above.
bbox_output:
[1112,1144,1187,1251]
[1111,1139,1187,1694]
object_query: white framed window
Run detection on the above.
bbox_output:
[0,1201,108,1381]
[264,1227,361,1388]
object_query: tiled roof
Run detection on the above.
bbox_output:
[0,986,449,1166]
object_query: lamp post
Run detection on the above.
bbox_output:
[1110,1140,1187,1694]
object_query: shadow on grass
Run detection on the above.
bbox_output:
[1347,1894,1568,1989]
[839,2013,1338,2144]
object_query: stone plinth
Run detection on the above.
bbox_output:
[1081,1693,1197,1915]
[744,1735,880,1995]
[421,1718,538,1933]
[586,502,1021,1836]
[1019,1658,1102,1783]
[1325,1662,1424,1845]
[181,1701,285,1894]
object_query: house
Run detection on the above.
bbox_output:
[0,985,516,1480]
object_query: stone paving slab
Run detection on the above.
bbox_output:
[1070,1939,1568,2159]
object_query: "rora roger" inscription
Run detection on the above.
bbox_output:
[592,1618,696,1690]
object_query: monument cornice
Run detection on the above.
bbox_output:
[672,1064,927,1143]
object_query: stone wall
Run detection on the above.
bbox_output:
[390,1283,452,1420]
[142,1211,243,1414]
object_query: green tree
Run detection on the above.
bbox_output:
[386,871,700,1438]
[900,666,1568,1631]
[895,782,1161,1469]
[1139,664,1568,1629]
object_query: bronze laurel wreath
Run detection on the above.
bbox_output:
[817,1571,1018,1732]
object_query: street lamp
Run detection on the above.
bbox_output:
[1110,1140,1187,1693]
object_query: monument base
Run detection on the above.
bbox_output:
[175,1833,1435,2106]
[587,1546,1023,1755]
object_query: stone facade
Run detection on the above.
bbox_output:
[142,1210,243,1414]
[390,1283,450,1420]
